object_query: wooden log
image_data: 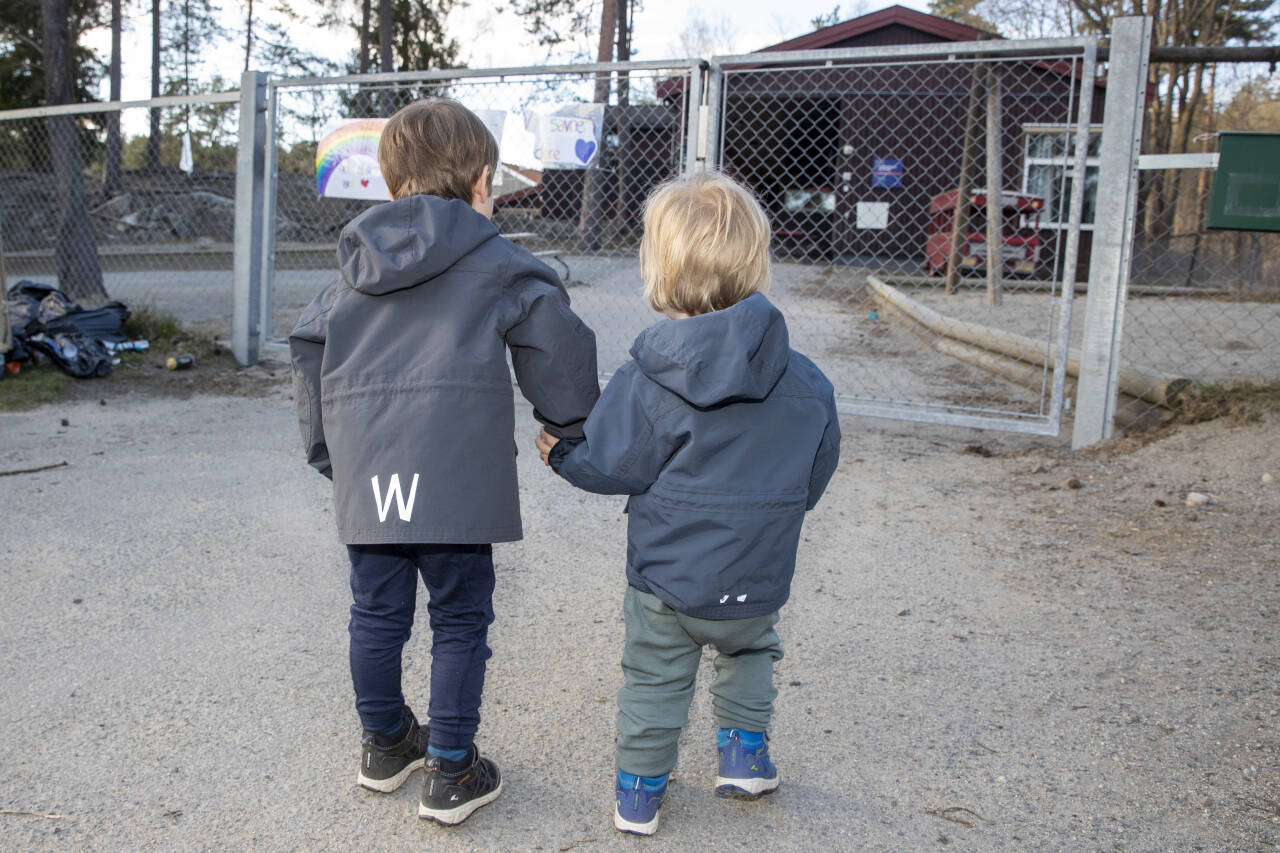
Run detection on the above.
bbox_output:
[946,62,986,296]
[933,336,1165,431]
[867,274,1189,408]
[934,336,1071,398]
[985,65,1002,307]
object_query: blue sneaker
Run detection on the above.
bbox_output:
[716,729,780,798]
[614,771,667,835]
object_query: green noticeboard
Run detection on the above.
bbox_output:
[1207,131,1280,232]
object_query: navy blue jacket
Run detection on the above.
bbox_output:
[550,293,840,619]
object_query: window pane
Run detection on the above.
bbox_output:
[1027,163,1058,215]
[1081,165,1099,224]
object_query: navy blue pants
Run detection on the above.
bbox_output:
[346,543,495,750]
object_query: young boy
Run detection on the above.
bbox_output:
[535,172,841,835]
[290,97,600,826]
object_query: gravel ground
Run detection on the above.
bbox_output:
[0,376,1276,851]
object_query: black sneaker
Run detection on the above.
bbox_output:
[418,745,503,825]
[357,707,429,793]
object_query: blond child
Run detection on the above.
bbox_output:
[536,171,840,835]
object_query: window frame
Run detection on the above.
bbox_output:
[1021,123,1103,231]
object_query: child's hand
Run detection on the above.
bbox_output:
[535,429,559,466]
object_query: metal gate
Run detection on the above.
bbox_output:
[247,39,1151,438]
[704,38,1101,434]
[259,60,702,381]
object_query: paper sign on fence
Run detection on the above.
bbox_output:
[315,111,508,201]
[524,104,604,168]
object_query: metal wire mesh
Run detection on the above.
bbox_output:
[716,52,1093,430]
[1118,100,1280,425]
[264,66,695,375]
[0,98,241,330]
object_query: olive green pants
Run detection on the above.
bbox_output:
[616,585,784,777]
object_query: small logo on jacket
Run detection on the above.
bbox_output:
[719,594,748,604]
[371,473,419,522]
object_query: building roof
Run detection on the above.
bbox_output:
[760,4,999,53]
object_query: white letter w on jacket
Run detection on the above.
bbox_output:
[370,473,419,522]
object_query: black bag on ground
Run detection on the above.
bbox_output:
[5,280,130,378]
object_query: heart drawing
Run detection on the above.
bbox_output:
[360,179,370,187]
[574,139,596,164]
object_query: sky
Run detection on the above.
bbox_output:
[84,0,933,102]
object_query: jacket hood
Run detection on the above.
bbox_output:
[338,195,498,295]
[630,292,790,407]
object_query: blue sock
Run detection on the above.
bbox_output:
[617,770,668,792]
[717,728,765,748]
[428,745,468,763]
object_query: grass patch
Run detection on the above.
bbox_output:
[0,363,65,412]
[123,305,184,347]
[1171,378,1280,426]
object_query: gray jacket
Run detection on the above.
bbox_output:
[549,293,840,619]
[290,195,599,544]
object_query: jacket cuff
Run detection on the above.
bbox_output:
[540,418,587,441]
[547,437,581,473]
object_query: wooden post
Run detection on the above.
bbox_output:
[985,64,1003,306]
[946,61,986,296]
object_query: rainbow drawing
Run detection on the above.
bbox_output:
[315,118,388,200]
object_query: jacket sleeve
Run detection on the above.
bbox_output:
[806,397,841,510]
[289,294,333,480]
[548,365,681,495]
[504,277,600,440]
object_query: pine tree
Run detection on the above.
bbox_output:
[40,0,107,304]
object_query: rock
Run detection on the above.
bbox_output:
[1184,512,1198,522]
[1153,499,1165,507]
[1064,477,1083,490]
[1263,473,1274,485]
[1185,492,1211,508]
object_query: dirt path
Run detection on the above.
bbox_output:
[0,379,1275,850]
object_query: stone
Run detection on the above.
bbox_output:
[1263,473,1274,485]
[1185,492,1210,508]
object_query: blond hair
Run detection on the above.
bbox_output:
[378,97,499,202]
[639,172,771,316]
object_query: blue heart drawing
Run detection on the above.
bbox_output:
[575,139,596,164]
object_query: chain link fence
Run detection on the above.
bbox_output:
[4,41,1277,441]
[263,63,698,376]
[0,95,242,329]
[1115,59,1280,424]
[711,44,1096,432]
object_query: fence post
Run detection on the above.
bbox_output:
[703,61,723,170]
[1072,16,1151,448]
[232,70,268,366]
[684,60,706,174]
[258,84,278,344]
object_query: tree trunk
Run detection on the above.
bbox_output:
[578,0,618,252]
[615,0,630,106]
[244,0,254,71]
[357,0,371,115]
[103,0,122,195]
[147,0,161,170]
[42,0,107,305]
[379,0,393,116]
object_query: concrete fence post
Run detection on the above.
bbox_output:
[1072,17,1152,448]
[232,70,269,367]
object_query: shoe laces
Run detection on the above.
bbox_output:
[467,755,498,791]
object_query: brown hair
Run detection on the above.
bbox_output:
[378,97,500,202]
[640,171,772,316]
